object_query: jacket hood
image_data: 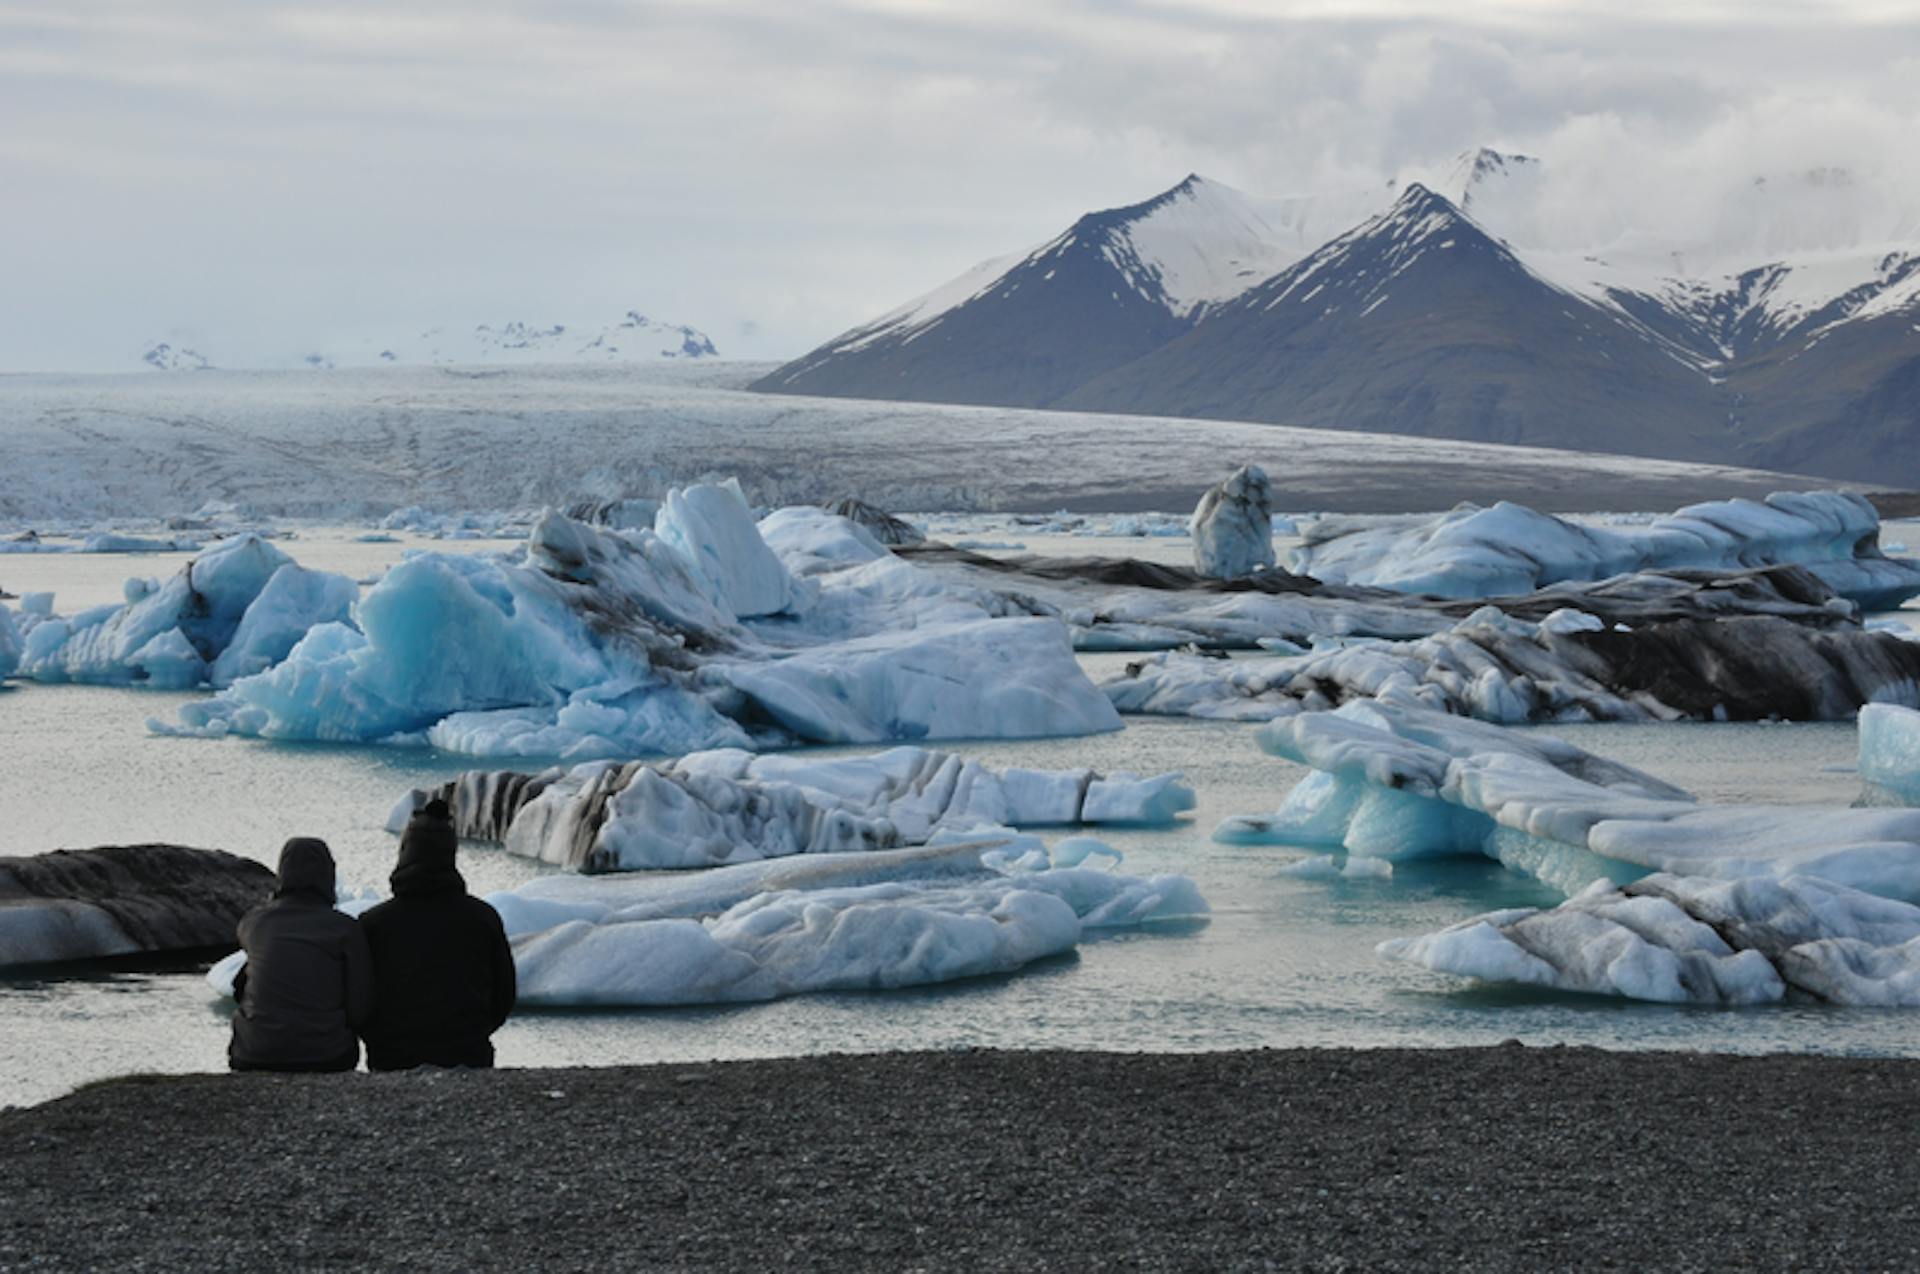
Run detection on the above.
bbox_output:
[274,837,337,903]
[391,799,466,898]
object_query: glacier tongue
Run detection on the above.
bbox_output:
[393,746,1196,872]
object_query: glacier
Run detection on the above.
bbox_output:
[389,746,1196,871]
[207,835,1208,1008]
[1217,700,1920,902]
[1291,491,1920,610]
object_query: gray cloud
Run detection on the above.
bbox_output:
[1,0,1916,370]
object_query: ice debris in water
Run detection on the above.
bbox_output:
[7,535,356,689]
[1191,464,1275,580]
[1291,490,1920,609]
[209,835,1208,1007]
[1217,699,1920,903]
[157,486,1121,758]
[391,745,1197,871]
[1379,872,1920,1007]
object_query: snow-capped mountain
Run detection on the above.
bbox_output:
[139,311,719,372]
[753,174,1330,406]
[758,149,1920,485]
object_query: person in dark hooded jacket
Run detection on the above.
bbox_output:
[358,798,517,1070]
[229,837,374,1073]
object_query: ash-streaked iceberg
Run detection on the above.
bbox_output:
[390,746,1197,871]
[1191,464,1275,579]
[1,845,274,968]
[1292,491,1920,609]
[1379,872,1920,1007]
[1107,610,1920,725]
[1218,700,1920,901]
[10,535,356,690]
[160,491,1121,758]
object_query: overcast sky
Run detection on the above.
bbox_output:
[4,0,1918,371]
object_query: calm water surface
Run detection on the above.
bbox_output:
[5,530,1920,1108]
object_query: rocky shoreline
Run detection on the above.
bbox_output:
[4,1043,1918,1271]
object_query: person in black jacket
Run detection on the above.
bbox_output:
[359,799,517,1070]
[229,837,374,1073]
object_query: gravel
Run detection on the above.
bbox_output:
[3,1043,1918,1272]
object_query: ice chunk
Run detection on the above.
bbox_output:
[1292,491,1920,608]
[1224,700,1920,902]
[492,837,1208,1006]
[0,605,18,680]
[398,746,1195,871]
[1380,872,1920,1006]
[1191,464,1275,579]
[12,534,350,687]
[653,479,804,618]
[207,563,359,687]
[1860,702,1920,803]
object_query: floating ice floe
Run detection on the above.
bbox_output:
[0,846,274,968]
[1859,702,1920,803]
[1107,609,1920,725]
[1379,872,1920,1006]
[1217,700,1920,901]
[1191,464,1275,580]
[493,834,1206,1006]
[8,535,357,689]
[158,487,1121,758]
[1292,491,1920,609]
[389,746,1197,871]
[208,835,1208,1008]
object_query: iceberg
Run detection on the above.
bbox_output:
[390,746,1197,871]
[0,846,274,968]
[162,494,1122,758]
[12,535,356,689]
[1108,611,1920,725]
[1380,872,1920,1007]
[0,604,18,680]
[1191,464,1275,579]
[1292,491,1920,609]
[1219,701,1920,901]
[491,836,1208,1007]
[1860,702,1920,803]
[818,496,925,546]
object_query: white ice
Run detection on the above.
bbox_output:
[1859,702,1920,803]
[1190,464,1275,580]
[1380,872,1920,1006]
[397,746,1195,871]
[1291,491,1920,608]
[9,535,356,690]
[1220,700,1920,902]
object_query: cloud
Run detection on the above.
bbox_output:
[0,0,1915,369]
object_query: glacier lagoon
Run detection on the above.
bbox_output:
[10,525,1920,1108]
[9,679,1918,1109]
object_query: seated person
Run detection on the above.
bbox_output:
[229,837,373,1073]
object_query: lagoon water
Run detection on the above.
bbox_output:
[7,527,1920,1108]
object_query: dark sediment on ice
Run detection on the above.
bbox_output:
[4,1045,1918,1271]
[0,845,271,967]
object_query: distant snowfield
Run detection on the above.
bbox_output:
[0,361,1869,522]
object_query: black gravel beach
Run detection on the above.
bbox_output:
[4,1043,1917,1272]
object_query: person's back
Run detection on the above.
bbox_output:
[359,799,516,1071]
[229,837,373,1073]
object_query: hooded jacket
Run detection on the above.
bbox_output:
[358,800,517,1071]
[229,837,374,1072]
